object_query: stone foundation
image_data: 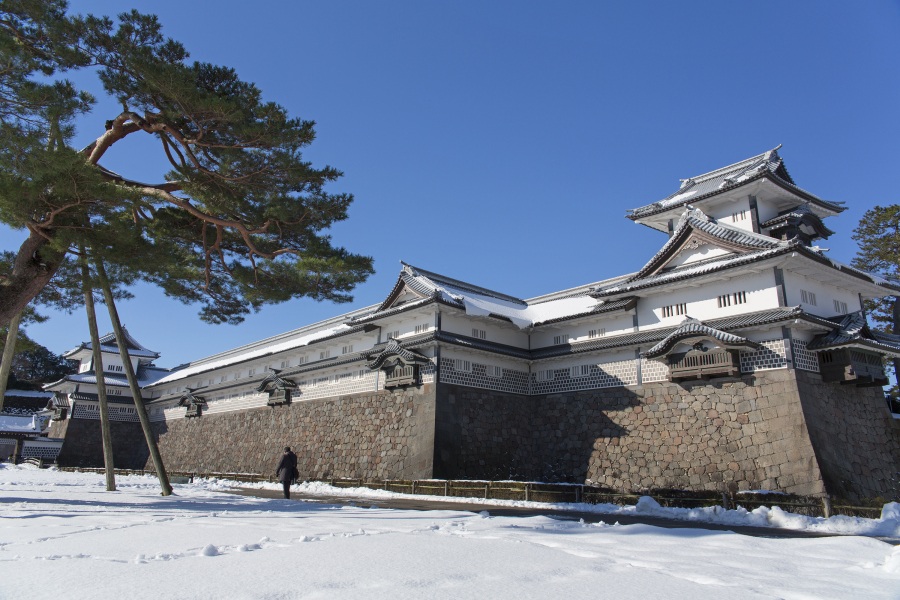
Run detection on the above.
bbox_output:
[50,370,899,501]
[149,384,436,480]
[49,418,148,469]
[435,369,899,501]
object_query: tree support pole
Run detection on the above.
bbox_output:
[80,252,116,491]
[93,257,172,496]
[0,309,23,414]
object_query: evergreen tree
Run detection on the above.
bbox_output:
[0,1,373,328]
[851,204,900,386]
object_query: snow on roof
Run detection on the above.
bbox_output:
[400,264,604,329]
[627,146,844,220]
[151,306,376,387]
[0,414,43,433]
[3,390,53,398]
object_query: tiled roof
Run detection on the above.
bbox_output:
[64,327,160,359]
[761,204,835,239]
[626,147,845,221]
[807,312,900,356]
[255,371,299,392]
[69,392,136,405]
[596,245,796,297]
[367,339,431,369]
[626,208,785,283]
[641,318,761,359]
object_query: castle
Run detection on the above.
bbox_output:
[47,147,900,501]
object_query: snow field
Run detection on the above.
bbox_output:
[0,464,898,600]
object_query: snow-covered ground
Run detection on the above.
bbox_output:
[1,465,898,600]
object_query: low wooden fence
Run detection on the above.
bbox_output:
[54,467,886,519]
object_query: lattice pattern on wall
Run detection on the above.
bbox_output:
[791,339,820,372]
[203,393,269,415]
[297,368,381,400]
[641,358,670,383]
[439,358,530,395]
[531,359,638,395]
[21,440,63,460]
[72,402,141,422]
[739,339,787,372]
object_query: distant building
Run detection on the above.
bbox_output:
[45,329,168,468]
[50,147,900,500]
[0,390,55,462]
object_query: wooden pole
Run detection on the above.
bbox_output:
[93,257,172,496]
[80,252,117,492]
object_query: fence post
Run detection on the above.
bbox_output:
[485,482,490,499]
[443,481,448,496]
[576,485,582,504]
[412,480,417,495]
[822,496,832,518]
[525,483,530,502]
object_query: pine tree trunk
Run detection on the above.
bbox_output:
[0,309,24,413]
[93,257,172,496]
[0,232,64,328]
[892,297,900,385]
[80,254,117,492]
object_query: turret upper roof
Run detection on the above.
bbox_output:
[626,146,845,222]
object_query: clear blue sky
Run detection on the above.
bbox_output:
[2,1,899,367]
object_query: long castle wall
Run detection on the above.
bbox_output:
[148,384,437,480]
[51,370,899,502]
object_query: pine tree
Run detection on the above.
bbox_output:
[851,204,900,385]
[0,1,373,327]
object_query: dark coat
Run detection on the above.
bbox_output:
[275,450,298,483]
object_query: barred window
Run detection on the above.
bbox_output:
[553,334,570,345]
[472,328,487,340]
[833,299,848,313]
[485,365,503,378]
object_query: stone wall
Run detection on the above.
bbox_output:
[436,370,832,497]
[795,369,900,501]
[149,384,436,480]
[49,418,149,469]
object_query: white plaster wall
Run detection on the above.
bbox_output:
[440,312,529,347]
[782,271,862,317]
[636,269,779,330]
[704,195,754,232]
[666,244,732,268]
[530,313,634,348]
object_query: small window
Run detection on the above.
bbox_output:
[248,368,256,376]
[297,356,306,365]
[384,330,400,340]
[800,289,817,306]
[662,304,686,317]
[414,324,429,334]
[733,291,747,305]
[717,294,731,308]
[587,328,605,339]
[451,359,471,372]
[732,210,747,221]
[319,351,330,360]
[280,359,290,369]
[536,370,554,382]
[570,365,591,378]
[553,334,570,345]
[472,328,487,340]
[342,345,353,354]
[833,299,848,313]
[485,365,502,378]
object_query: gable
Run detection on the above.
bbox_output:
[628,209,783,283]
[663,239,734,270]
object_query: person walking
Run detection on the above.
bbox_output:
[274,446,298,499]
